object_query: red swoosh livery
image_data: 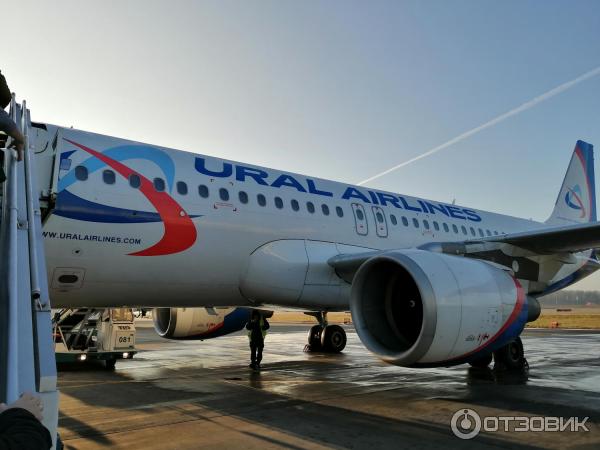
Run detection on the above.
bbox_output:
[64,139,197,256]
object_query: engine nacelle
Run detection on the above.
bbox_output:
[350,250,529,367]
[153,307,251,340]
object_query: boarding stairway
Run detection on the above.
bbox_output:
[53,308,103,351]
[0,95,59,448]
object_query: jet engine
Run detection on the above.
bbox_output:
[153,307,251,340]
[350,249,535,367]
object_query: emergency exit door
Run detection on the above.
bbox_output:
[371,206,388,237]
[351,203,368,236]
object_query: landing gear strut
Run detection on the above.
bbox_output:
[304,312,347,353]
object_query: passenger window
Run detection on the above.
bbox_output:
[291,199,300,211]
[402,216,409,226]
[275,197,284,209]
[461,225,467,235]
[176,181,187,195]
[129,174,141,189]
[75,165,88,181]
[390,214,397,225]
[486,229,492,236]
[336,206,344,218]
[103,169,116,185]
[376,212,384,223]
[198,185,209,198]
[356,208,364,220]
[177,181,188,195]
[322,204,330,215]
[452,224,459,234]
[478,228,484,237]
[433,221,439,231]
[412,218,419,228]
[443,223,449,232]
[154,178,165,192]
[257,194,266,207]
[423,220,430,230]
[494,230,499,235]
[307,202,315,214]
[239,191,248,204]
[219,188,229,201]
[470,227,476,236]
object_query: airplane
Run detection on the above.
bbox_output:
[26,120,600,370]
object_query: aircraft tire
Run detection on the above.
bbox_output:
[307,325,323,351]
[321,325,347,353]
[494,337,525,370]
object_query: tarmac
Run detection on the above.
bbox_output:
[57,323,600,449]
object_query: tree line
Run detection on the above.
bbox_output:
[539,290,600,306]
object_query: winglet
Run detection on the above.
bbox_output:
[546,140,596,225]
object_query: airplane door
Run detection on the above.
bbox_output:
[351,203,368,236]
[371,206,388,238]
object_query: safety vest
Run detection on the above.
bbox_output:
[247,317,268,340]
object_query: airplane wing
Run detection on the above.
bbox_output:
[328,221,600,278]
[481,221,600,254]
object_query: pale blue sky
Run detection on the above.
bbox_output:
[5,1,600,288]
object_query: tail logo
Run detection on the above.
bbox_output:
[565,184,586,218]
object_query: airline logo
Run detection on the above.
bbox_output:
[565,184,586,218]
[194,158,483,222]
[56,139,198,257]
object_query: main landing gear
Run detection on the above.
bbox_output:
[304,312,347,353]
[468,337,528,371]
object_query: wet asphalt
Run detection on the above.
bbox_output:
[57,324,600,449]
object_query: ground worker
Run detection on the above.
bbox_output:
[245,310,270,370]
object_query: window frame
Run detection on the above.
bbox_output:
[257,193,267,207]
[153,178,166,192]
[102,169,116,185]
[198,185,209,198]
[75,165,88,181]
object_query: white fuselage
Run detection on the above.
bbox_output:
[38,127,585,309]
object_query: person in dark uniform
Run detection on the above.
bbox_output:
[0,70,24,183]
[245,310,270,370]
[0,392,52,450]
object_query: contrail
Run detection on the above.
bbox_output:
[357,65,600,186]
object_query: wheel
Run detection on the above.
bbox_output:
[104,358,117,370]
[306,325,323,351]
[321,325,347,353]
[469,352,493,368]
[494,337,525,370]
